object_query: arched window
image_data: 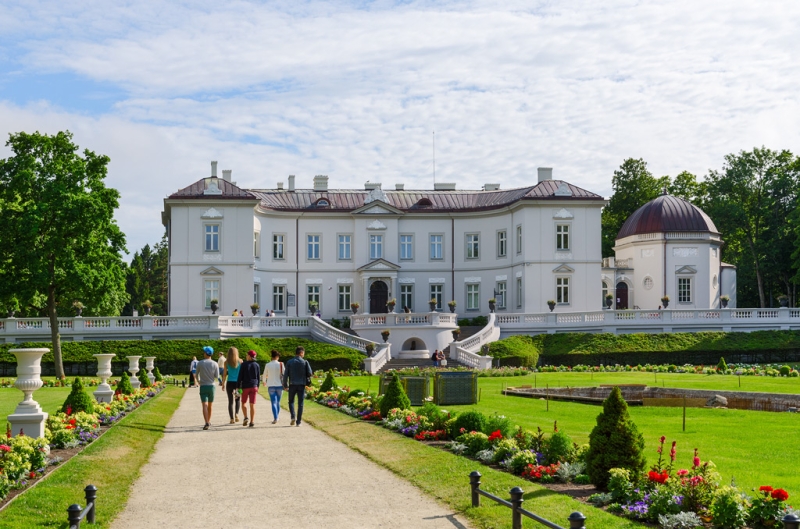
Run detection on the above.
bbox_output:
[314,198,330,208]
[416,197,432,207]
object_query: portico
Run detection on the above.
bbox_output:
[357,259,400,314]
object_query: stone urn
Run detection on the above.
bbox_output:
[127,356,142,389]
[93,354,116,403]
[8,348,49,438]
[720,298,729,309]
[143,356,157,384]
[210,302,219,314]
[661,299,669,309]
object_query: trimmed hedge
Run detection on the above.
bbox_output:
[489,330,800,366]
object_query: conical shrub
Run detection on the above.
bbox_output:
[153,367,164,382]
[585,386,646,488]
[138,370,151,388]
[319,370,337,393]
[117,371,134,395]
[61,377,95,414]
[379,372,411,417]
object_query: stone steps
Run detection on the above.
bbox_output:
[377,356,472,373]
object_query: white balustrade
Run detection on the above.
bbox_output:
[450,346,493,370]
[363,344,392,374]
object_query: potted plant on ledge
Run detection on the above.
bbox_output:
[73,300,84,317]
[447,300,457,313]
[350,302,360,315]
[141,300,152,316]
[778,294,789,308]
[365,343,375,356]
[381,329,391,342]
[488,298,497,313]
[429,298,438,312]
[547,299,556,312]
[720,295,730,309]
[605,293,614,309]
[6,296,20,318]
[386,298,396,312]
[209,299,219,314]
[660,295,670,309]
[250,303,260,316]
[451,327,461,341]
[308,300,319,314]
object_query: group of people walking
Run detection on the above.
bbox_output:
[193,345,313,430]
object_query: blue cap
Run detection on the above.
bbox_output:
[202,346,214,356]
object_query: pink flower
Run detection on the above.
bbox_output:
[677,469,689,476]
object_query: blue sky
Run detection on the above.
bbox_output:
[0,0,798,257]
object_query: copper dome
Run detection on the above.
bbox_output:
[616,194,718,240]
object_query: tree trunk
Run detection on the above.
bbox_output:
[47,284,64,379]
[745,236,766,308]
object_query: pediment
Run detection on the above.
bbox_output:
[200,266,224,275]
[201,207,223,219]
[552,264,575,273]
[367,219,387,230]
[676,265,697,274]
[357,258,401,272]
[553,208,573,219]
[554,182,573,197]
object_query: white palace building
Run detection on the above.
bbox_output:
[162,162,736,321]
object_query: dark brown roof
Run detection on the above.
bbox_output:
[168,178,258,200]
[616,194,718,239]
[246,180,603,213]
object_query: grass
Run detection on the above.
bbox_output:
[337,373,800,493]
[301,400,642,529]
[0,386,184,528]
[0,388,71,424]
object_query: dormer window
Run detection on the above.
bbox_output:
[314,198,330,208]
[416,197,432,207]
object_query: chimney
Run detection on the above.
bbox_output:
[364,182,382,190]
[288,175,295,192]
[395,183,405,190]
[538,167,553,183]
[433,183,456,190]
[277,182,284,190]
[313,175,329,192]
[484,183,500,191]
[211,161,218,178]
[222,169,232,182]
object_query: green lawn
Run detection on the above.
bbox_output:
[0,387,71,423]
[338,373,800,494]
[1,386,184,528]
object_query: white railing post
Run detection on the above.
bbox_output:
[142,317,154,331]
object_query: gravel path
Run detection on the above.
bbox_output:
[112,388,472,529]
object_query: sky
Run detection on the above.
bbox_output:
[1,0,798,258]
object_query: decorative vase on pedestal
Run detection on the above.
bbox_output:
[127,356,142,389]
[93,354,116,403]
[8,348,49,438]
[143,356,156,384]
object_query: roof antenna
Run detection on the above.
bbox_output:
[432,131,436,186]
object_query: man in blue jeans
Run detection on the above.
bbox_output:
[282,346,313,426]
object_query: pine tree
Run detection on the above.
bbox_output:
[117,371,134,395]
[585,386,646,488]
[319,371,337,392]
[379,373,411,417]
[153,367,164,382]
[61,377,95,414]
[138,370,151,388]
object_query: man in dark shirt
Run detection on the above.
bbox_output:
[239,350,261,427]
[282,346,313,426]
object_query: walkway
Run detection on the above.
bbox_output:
[112,388,471,529]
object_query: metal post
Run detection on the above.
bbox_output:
[783,513,800,529]
[509,487,524,529]
[568,511,587,529]
[469,471,481,507]
[67,504,82,528]
[84,484,97,524]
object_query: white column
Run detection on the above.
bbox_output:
[363,277,370,314]
[391,276,397,308]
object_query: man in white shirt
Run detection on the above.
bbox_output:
[197,346,219,430]
[217,352,226,383]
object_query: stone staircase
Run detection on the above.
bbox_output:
[377,355,473,373]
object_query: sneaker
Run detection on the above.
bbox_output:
[203,424,209,430]
[249,422,255,428]
[235,415,240,422]
[242,418,249,426]
[271,420,277,424]
[229,419,235,424]
[290,419,296,426]
[296,422,301,427]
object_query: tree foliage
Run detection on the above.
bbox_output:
[0,131,128,378]
[124,234,169,316]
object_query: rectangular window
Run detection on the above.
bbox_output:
[253,231,260,259]
[516,278,523,308]
[273,234,285,260]
[516,225,522,254]
[369,234,383,259]
[400,234,413,260]
[204,280,219,308]
[430,284,443,310]
[204,224,219,252]
[466,284,480,310]
[497,230,507,257]
[678,277,692,303]
[253,284,260,306]
[307,234,320,260]
[496,281,507,309]
[307,285,320,313]
[273,286,285,312]
[400,284,413,312]
[338,234,351,260]
[556,277,570,304]
[466,233,480,259]
[556,224,570,251]
[338,285,352,311]
[430,234,443,260]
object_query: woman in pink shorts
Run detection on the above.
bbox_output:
[239,350,261,427]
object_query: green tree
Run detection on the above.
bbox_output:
[0,131,128,378]
[124,234,169,316]
[379,372,411,417]
[668,170,707,205]
[585,386,646,488]
[601,158,664,257]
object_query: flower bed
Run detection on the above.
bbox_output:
[540,363,799,377]
[0,382,166,505]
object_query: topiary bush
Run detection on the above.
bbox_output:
[153,367,164,382]
[319,371,337,393]
[718,357,728,371]
[780,365,791,376]
[450,410,487,437]
[585,386,646,489]
[117,371,134,395]
[138,370,151,388]
[60,377,95,414]
[379,372,411,417]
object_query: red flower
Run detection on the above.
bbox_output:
[488,430,503,442]
[648,470,669,484]
[771,489,789,501]
[29,471,36,478]
[760,485,774,493]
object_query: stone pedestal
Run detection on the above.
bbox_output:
[93,353,116,403]
[143,356,156,384]
[127,356,141,390]
[8,348,49,438]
